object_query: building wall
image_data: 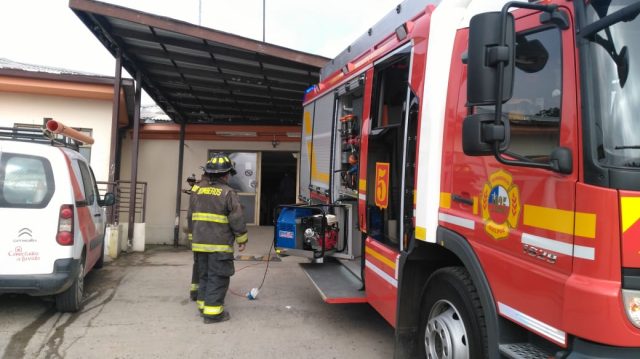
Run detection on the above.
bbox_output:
[119,138,300,245]
[0,92,114,182]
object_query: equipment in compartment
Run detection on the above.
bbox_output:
[275,206,340,258]
[302,214,338,252]
[339,113,359,194]
[275,207,313,249]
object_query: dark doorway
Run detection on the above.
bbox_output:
[260,152,297,225]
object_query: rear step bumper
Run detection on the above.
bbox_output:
[0,258,80,296]
[300,259,366,304]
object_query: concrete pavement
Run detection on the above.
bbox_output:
[0,226,394,358]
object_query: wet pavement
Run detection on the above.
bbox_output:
[0,227,393,358]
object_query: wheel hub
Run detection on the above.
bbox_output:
[424,300,468,359]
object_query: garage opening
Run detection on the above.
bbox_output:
[260,152,297,225]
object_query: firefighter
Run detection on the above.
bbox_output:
[183,173,197,195]
[187,153,247,323]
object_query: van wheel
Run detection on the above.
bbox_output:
[419,267,487,359]
[56,260,84,312]
[94,240,105,269]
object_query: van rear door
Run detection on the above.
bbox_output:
[0,145,59,275]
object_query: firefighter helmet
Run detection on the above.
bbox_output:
[204,153,236,175]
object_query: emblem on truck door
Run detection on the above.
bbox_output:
[481,169,520,240]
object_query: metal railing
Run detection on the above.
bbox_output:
[97,180,148,225]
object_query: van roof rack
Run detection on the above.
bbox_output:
[0,126,81,151]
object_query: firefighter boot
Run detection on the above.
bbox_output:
[203,311,230,324]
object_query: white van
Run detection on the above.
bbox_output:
[0,125,115,312]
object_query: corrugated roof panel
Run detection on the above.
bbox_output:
[70,0,328,125]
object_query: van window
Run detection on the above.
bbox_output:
[77,161,97,206]
[0,154,55,208]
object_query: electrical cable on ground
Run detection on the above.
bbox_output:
[229,239,275,299]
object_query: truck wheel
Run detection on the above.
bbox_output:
[56,259,85,313]
[419,267,487,359]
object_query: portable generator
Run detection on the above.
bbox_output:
[275,206,340,258]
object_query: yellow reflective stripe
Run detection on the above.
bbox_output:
[197,300,204,310]
[192,185,200,191]
[192,243,234,253]
[524,205,596,238]
[235,233,248,244]
[365,246,396,270]
[203,305,223,315]
[190,283,198,291]
[415,226,427,241]
[192,212,229,223]
[188,233,193,241]
[575,212,597,238]
[621,197,640,233]
[440,192,451,209]
[359,179,367,191]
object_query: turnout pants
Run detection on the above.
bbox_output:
[196,252,235,318]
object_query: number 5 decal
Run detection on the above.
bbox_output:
[375,162,390,209]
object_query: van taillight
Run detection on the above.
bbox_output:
[57,204,74,246]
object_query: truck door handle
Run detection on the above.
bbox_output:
[452,194,474,206]
[94,213,102,217]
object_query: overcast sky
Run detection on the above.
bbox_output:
[0,0,400,83]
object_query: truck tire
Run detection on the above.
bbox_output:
[419,267,487,359]
[56,259,85,313]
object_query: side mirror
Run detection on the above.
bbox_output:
[100,192,116,207]
[467,11,515,106]
[549,147,573,174]
[462,112,510,156]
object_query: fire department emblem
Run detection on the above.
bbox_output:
[481,169,520,240]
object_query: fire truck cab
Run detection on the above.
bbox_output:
[276,0,640,357]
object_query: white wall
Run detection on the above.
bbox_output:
[0,92,114,182]
[119,138,300,244]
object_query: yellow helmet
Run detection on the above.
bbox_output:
[204,153,236,175]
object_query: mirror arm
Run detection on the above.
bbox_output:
[493,144,554,171]
[502,2,557,15]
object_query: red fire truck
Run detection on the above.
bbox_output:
[275,0,640,357]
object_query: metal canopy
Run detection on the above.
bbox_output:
[69,0,329,126]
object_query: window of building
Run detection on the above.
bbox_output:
[207,150,259,225]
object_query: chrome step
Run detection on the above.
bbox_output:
[499,343,552,359]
